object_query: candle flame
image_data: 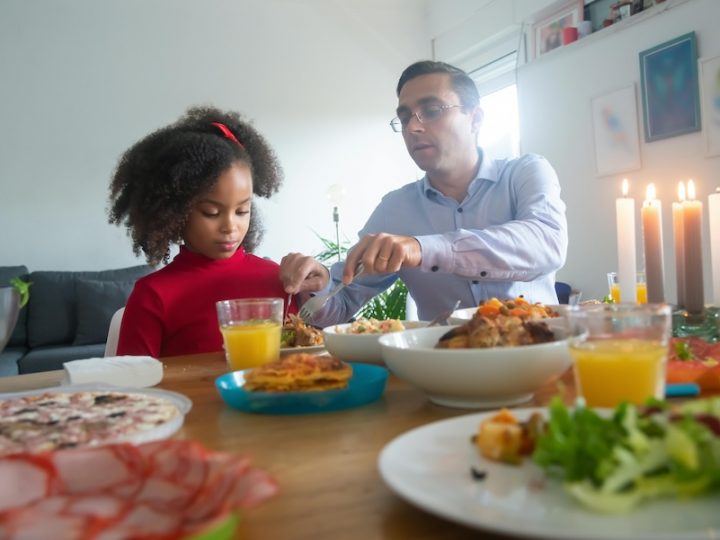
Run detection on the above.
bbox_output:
[678,182,686,202]
[687,179,696,200]
[646,183,656,201]
[622,178,629,196]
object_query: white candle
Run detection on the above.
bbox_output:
[672,182,686,307]
[683,180,704,314]
[709,187,720,306]
[641,183,665,303]
[616,178,637,303]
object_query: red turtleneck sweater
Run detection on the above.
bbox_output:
[117,247,295,358]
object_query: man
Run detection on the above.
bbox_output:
[280,60,567,326]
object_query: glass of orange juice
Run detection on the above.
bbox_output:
[606,272,621,303]
[635,271,648,304]
[216,298,283,371]
[565,303,671,408]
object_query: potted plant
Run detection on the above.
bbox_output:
[315,234,409,320]
[0,277,30,353]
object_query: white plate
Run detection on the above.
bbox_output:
[0,383,192,447]
[280,345,326,356]
[378,408,720,540]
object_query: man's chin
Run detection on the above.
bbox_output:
[410,155,435,172]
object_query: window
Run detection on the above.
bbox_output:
[470,53,520,158]
[477,84,520,158]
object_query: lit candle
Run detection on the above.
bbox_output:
[672,182,686,307]
[683,179,704,314]
[641,183,665,303]
[616,178,637,303]
[709,187,720,306]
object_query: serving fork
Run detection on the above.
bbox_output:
[298,263,364,322]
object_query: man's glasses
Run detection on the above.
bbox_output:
[389,104,462,133]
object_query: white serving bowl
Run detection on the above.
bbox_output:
[323,321,429,364]
[448,305,568,329]
[378,326,572,409]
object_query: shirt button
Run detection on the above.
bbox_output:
[431,265,439,272]
[480,271,487,277]
[472,280,479,284]
[457,207,463,213]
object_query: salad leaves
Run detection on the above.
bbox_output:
[532,396,720,513]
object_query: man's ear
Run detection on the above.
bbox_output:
[471,106,484,134]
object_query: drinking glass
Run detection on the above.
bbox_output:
[635,271,648,304]
[606,272,621,303]
[565,303,671,407]
[216,298,283,371]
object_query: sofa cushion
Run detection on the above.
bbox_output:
[0,266,29,347]
[18,344,106,374]
[73,278,136,346]
[27,265,151,348]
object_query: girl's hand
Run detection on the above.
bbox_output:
[279,253,330,294]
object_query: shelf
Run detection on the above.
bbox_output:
[520,0,693,66]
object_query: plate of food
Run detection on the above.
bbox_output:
[0,384,192,456]
[0,439,277,539]
[379,398,720,539]
[280,314,325,355]
[215,353,388,414]
[667,336,720,391]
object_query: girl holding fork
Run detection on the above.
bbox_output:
[109,106,296,358]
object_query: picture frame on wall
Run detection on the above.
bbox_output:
[532,1,583,58]
[699,55,720,157]
[639,32,701,142]
[591,84,642,177]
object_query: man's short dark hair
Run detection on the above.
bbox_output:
[396,61,480,110]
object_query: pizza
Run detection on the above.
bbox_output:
[244,353,352,392]
[0,390,181,456]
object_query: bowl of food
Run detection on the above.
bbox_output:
[378,316,572,409]
[323,319,428,364]
[449,298,566,329]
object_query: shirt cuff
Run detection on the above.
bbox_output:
[416,235,453,273]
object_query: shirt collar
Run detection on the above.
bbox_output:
[421,147,498,198]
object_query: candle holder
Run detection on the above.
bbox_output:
[672,306,720,342]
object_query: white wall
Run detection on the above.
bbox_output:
[517,0,720,301]
[0,0,430,271]
[429,0,720,302]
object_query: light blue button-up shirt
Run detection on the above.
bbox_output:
[309,150,568,326]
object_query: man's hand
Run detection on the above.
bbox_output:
[279,252,330,294]
[343,233,421,284]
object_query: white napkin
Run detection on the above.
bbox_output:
[62,356,163,388]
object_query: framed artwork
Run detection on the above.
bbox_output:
[533,1,583,58]
[639,32,701,142]
[699,55,720,157]
[591,84,642,177]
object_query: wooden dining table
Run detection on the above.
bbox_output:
[0,354,670,540]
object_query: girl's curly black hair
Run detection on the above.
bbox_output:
[108,106,283,266]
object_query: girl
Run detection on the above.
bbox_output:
[109,106,294,357]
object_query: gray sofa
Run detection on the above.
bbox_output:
[0,264,152,376]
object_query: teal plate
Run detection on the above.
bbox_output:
[215,363,388,415]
